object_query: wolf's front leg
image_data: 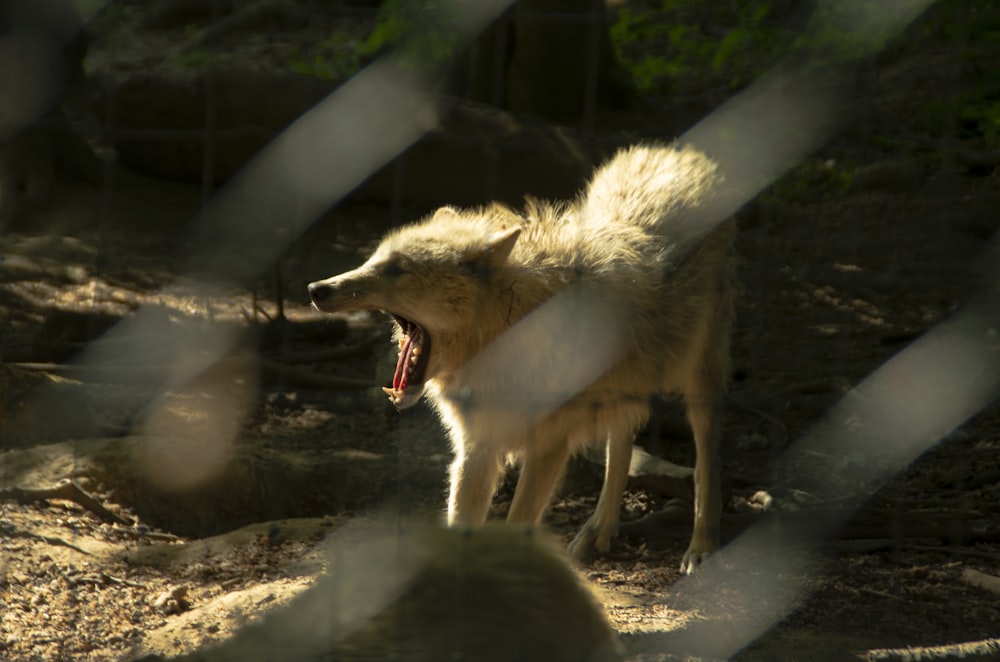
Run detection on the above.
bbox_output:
[567,431,633,559]
[447,443,504,525]
[506,438,572,524]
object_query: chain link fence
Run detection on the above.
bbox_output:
[2,0,999,660]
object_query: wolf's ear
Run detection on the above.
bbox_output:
[433,206,461,221]
[483,226,521,267]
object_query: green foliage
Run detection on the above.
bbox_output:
[960,8,1000,146]
[609,0,782,93]
[961,101,1000,146]
[361,0,460,71]
[171,50,212,70]
[790,1,909,65]
[921,5,1000,146]
[289,31,364,80]
[75,0,108,21]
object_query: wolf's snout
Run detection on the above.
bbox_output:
[307,281,333,306]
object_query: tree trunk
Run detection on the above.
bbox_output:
[461,0,634,125]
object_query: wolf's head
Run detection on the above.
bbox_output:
[308,207,522,410]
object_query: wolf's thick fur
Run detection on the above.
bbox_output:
[309,144,736,573]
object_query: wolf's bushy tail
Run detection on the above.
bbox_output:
[581,144,724,245]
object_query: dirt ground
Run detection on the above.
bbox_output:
[3,2,1000,661]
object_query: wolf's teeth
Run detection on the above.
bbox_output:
[383,386,406,403]
[410,355,418,364]
[411,346,421,356]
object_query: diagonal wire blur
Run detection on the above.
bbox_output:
[75,0,515,405]
[664,248,1000,658]
[4,0,515,492]
[4,0,1000,659]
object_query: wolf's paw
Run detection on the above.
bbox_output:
[679,539,722,574]
[567,520,614,560]
[680,525,720,574]
[679,548,710,575]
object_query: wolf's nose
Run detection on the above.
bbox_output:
[308,281,332,304]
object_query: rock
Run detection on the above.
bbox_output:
[141,0,237,29]
[626,445,695,500]
[97,70,618,208]
[98,71,336,187]
[161,524,622,662]
[153,585,190,615]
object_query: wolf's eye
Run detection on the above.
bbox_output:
[381,260,407,277]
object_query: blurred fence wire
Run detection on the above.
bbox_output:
[4,0,1000,659]
[666,270,1000,658]
[77,0,514,426]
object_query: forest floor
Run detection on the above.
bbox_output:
[2,2,1000,661]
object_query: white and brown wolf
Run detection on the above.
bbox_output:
[308,144,736,573]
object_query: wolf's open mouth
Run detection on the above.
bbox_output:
[383,313,430,409]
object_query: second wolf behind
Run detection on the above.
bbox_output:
[309,143,736,573]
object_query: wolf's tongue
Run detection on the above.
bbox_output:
[393,334,414,391]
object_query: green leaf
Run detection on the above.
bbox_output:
[713,27,748,73]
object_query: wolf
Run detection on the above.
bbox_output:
[308,144,736,573]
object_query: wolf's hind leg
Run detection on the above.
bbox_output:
[506,438,572,525]
[567,423,636,560]
[448,445,503,525]
[679,368,724,574]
